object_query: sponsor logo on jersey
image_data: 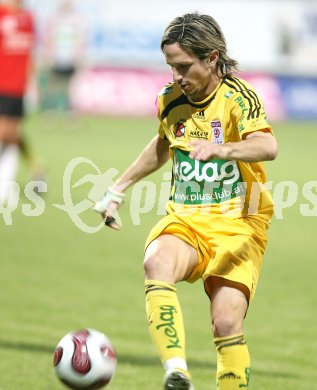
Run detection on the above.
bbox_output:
[174,151,240,184]
[172,149,245,205]
[225,91,235,98]
[234,96,249,125]
[192,110,205,120]
[238,123,245,132]
[175,120,186,137]
[189,129,209,139]
[250,119,264,128]
[159,86,173,96]
[211,120,224,144]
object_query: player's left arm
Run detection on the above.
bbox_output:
[189,130,278,162]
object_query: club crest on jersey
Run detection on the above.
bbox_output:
[175,120,186,137]
[211,120,224,144]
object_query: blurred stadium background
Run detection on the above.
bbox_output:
[26,0,317,119]
[26,0,317,120]
[0,0,317,389]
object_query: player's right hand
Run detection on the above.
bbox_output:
[93,186,125,230]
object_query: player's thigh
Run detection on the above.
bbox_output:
[144,234,199,283]
[0,116,21,143]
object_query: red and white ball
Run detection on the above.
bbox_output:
[54,329,117,389]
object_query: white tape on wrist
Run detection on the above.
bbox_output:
[93,187,125,213]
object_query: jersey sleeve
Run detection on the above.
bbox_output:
[156,84,172,140]
[156,96,166,139]
[229,88,272,139]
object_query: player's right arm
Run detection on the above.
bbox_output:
[114,134,170,190]
[94,134,170,230]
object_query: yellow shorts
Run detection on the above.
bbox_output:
[144,212,270,301]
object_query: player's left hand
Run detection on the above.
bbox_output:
[188,140,229,161]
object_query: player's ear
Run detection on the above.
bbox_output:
[207,50,219,67]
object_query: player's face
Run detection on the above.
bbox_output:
[164,43,219,102]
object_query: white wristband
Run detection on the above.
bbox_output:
[94,187,125,213]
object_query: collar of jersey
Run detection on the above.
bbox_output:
[186,77,224,108]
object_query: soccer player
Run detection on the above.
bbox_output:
[41,0,86,111]
[95,13,278,390]
[0,0,42,202]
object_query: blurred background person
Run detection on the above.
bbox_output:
[0,0,44,203]
[40,0,86,112]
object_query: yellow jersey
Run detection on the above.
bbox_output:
[157,75,274,219]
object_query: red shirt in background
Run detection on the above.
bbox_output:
[0,5,35,97]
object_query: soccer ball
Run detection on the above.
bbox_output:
[54,328,117,389]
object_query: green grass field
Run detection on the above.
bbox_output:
[0,113,316,390]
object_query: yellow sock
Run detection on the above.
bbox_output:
[145,280,187,370]
[214,334,250,389]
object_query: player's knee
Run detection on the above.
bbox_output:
[212,314,242,337]
[143,245,175,281]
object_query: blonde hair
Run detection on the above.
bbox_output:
[161,13,239,75]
